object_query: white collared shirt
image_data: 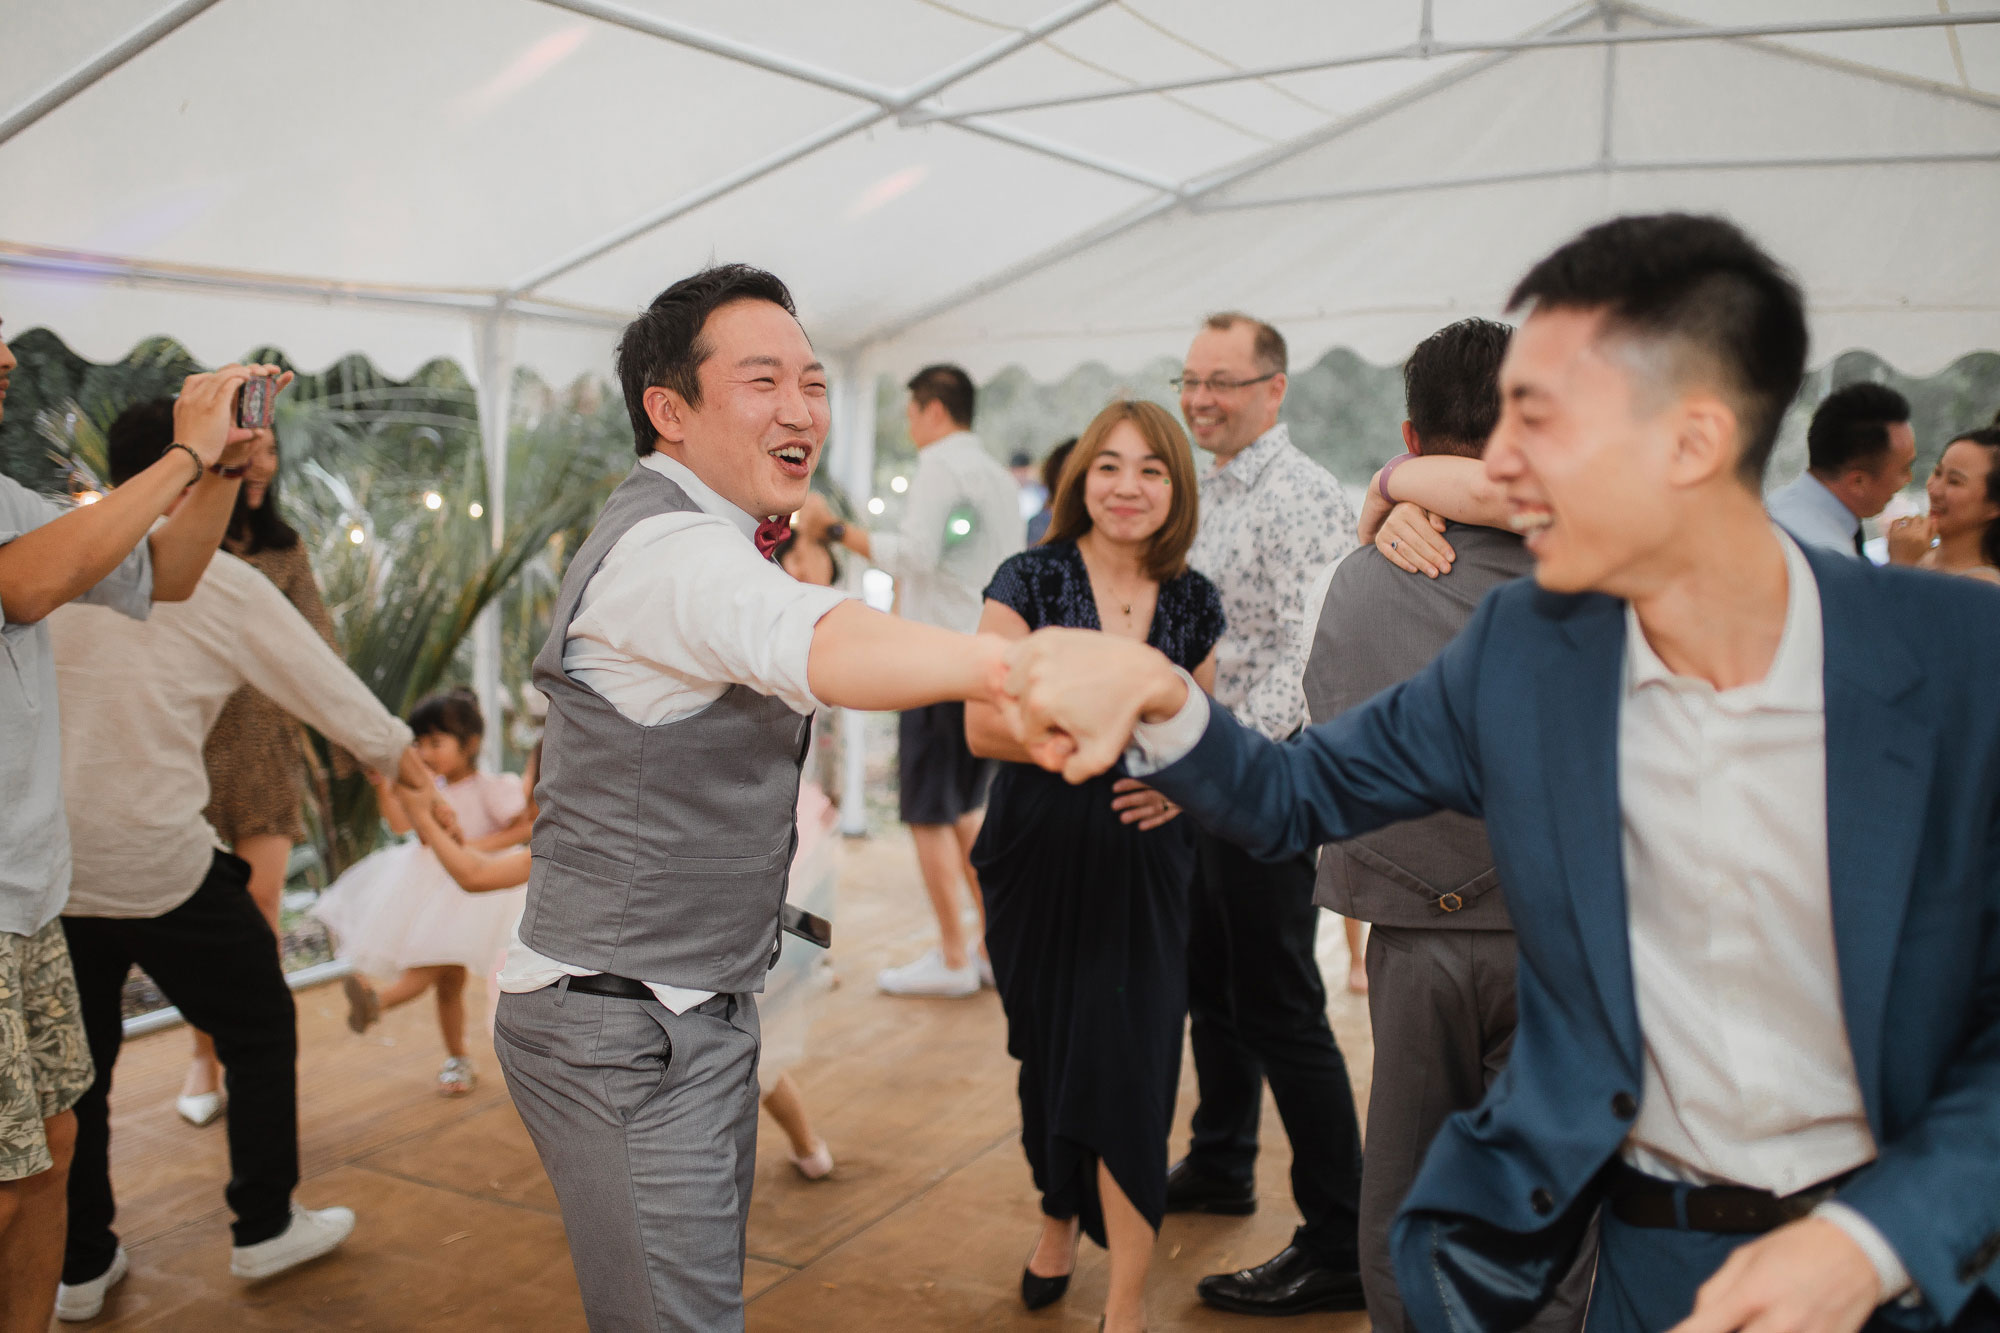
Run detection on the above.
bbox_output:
[498,452,853,1012]
[1128,530,1908,1298]
[869,430,1021,633]
[1766,471,1864,558]
[1188,423,1357,740]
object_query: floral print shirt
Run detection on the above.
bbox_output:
[1188,423,1358,741]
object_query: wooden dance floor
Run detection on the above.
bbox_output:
[83,835,1374,1331]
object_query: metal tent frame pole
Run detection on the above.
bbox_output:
[829,355,878,838]
[473,314,516,771]
[0,0,224,148]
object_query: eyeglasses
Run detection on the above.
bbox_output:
[1171,372,1278,395]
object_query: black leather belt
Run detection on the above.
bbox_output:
[1606,1160,1848,1235]
[561,973,655,1001]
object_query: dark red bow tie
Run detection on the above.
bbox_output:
[754,516,792,560]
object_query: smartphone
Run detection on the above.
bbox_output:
[780,904,833,950]
[234,376,275,431]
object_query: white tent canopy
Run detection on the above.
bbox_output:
[4,0,1997,391]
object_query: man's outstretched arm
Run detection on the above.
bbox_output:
[806,600,1006,712]
[1004,593,1498,862]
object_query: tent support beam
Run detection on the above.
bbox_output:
[1194,151,2000,213]
[472,316,515,772]
[826,356,877,838]
[0,0,224,148]
[902,8,2000,125]
[503,0,1119,299]
[855,4,1603,349]
[0,245,627,330]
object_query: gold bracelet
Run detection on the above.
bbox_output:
[165,442,205,487]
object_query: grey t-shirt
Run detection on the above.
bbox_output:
[0,475,152,935]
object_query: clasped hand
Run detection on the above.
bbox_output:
[991,628,1187,785]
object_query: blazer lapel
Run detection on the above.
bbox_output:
[1534,595,1643,1065]
[1810,552,1933,1128]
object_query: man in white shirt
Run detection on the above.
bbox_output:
[797,365,1021,998]
[999,215,2000,1333]
[49,405,448,1320]
[497,267,1008,1332]
[1766,383,1914,558]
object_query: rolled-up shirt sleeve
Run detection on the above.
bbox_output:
[0,479,152,628]
[577,512,855,715]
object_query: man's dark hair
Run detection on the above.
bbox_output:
[1203,312,1288,376]
[1806,382,1910,476]
[1040,437,1077,495]
[1507,213,1809,487]
[616,264,797,457]
[1404,318,1513,458]
[106,397,178,485]
[907,364,975,429]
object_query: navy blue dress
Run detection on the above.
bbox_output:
[973,541,1226,1244]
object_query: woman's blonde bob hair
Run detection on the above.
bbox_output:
[1041,400,1201,582]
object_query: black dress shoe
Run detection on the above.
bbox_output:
[1163,1157,1257,1216]
[1195,1244,1367,1316]
[1020,1267,1070,1311]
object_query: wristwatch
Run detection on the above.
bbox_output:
[825,521,847,544]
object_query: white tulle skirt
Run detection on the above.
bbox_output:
[310,839,526,979]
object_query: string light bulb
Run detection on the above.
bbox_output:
[890,475,908,493]
[348,526,365,545]
[423,491,442,510]
[468,502,484,519]
[868,497,886,516]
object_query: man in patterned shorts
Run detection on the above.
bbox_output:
[0,316,266,1331]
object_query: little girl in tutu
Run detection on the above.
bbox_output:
[312,689,530,1095]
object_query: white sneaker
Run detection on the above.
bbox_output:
[789,1141,835,1180]
[176,1089,225,1127]
[55,1246,128,1321]
[229,1203,355,1280]
[876,947,980,998]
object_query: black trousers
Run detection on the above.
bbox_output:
[61,851,299,1282]
[1185,830,1363,1267]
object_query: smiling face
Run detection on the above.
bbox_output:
[240,429,279,509]
[1484,306,1743,596]
[1179,322,1285,461]
[1082,419,1175,547]
[1926,438,2000,541]
[645,298,828,520]
[0,319,15,426]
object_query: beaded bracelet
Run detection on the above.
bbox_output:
[165,442,205,487]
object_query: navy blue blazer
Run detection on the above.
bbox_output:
[1146,544,2000,1329]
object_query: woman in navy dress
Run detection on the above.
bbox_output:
[967,400,1223,1333]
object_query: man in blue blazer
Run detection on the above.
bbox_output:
[1000,214,2000,1333]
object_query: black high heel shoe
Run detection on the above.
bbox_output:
[1020,1223,1081,1311]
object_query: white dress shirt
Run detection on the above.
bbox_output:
[1129,530,1908,1299]
[870,431,1021,633]
[1188,423,1358,741]
[498,452,852,1012]
[1766,471,1864,557]
[51,551,413,919]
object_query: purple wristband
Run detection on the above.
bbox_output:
[1378,451,1416,503]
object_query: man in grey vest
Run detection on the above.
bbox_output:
[493,265,1006,1332]
[1302,319,1592,1333]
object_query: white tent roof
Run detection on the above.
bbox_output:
[3,0,1997,390]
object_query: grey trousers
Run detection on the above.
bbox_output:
[496,983,761,1333]
[1361,925,1596,1333]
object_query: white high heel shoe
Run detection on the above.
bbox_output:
[176,1088,225,1127]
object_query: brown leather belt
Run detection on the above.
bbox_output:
[1605,1160,1847,1235]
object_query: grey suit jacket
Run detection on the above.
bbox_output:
[1303,523,1532,929]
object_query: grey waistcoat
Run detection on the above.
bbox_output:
[1302,523,1533,930]
[518,463,810,993]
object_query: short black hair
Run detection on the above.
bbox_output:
[408,688,484,748]
[1404,318,1512,458]
[906,364,975,429]
[1507,213,1808,487]
[105,397,178,485]
[1806,382,1910,476]
[617,264,798,457]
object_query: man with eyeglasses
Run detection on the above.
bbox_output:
[1168,312,1368,1316]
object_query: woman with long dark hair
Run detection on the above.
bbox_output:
[176,423,345,1125]
[1888,426,2000,584]
[966,400,1223,1333]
